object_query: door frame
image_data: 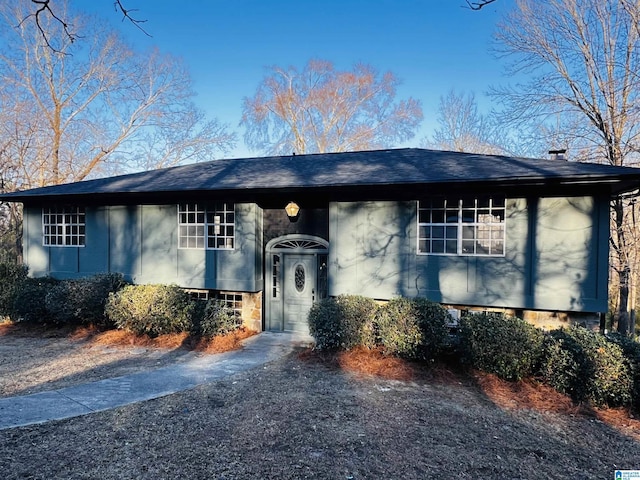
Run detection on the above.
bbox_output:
[265,234,329,331]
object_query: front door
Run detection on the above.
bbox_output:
[283,254,316,332]
[265,235,329,333]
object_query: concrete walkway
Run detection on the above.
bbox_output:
[0,331,313,430]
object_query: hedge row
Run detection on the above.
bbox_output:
[308,295,453,361]
[0,264,240,338]
[8,273,125,326]
[459,312,637,408]
[309,297,640,410]
[105,284,240,338]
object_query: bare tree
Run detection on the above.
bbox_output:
[23,0,149,52]
[0,1,235,190]
[0,1,235,261]
[241,59,423,155]
[422,90,510,155]
[491,0,640,334]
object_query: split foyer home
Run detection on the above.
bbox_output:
[2,148,640,332]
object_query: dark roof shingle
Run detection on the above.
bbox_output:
[2,148,640,202]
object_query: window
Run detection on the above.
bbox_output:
[217,292,243,318]
[178,203,234,250]
[317,254,328,300]
[272,254,281,298]
[418,196,505,256]
[43,206,85,247]
[185,289,210,301]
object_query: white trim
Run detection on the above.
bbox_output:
[416,197,506,257]
[266,234,329,253]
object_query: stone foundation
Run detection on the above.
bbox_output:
[521,309,601,332]
[446,305,601,331]
[241,291,263,332]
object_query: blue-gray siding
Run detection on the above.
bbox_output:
[23,195,609,313]
[23,203,263,292]
[328,196,609,312]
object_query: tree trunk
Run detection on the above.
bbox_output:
[618,264,630,334]
[613,199,631,335]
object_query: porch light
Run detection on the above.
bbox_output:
[285,201,300,222]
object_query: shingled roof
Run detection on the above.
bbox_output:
[2,148,640,203]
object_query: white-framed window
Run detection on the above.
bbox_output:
[42,206,86,247]
[217,292,243,318]
[418,196,505,256]
[178,203,235,250]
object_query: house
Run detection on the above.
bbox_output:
[2,148,640,332]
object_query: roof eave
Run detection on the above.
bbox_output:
[2,175,636,205]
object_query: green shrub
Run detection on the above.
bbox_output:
[376,297,451,360]
[308,295,378,350]
[105,284,196,337]
[459,312,544,381]
[541,327,633,408]
[606,333,640,411]
[12,276,60,323]
[45,273,127,326]
[0,263,28,318]
[197,299,240,338]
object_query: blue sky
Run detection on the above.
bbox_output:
[79,0,514,158]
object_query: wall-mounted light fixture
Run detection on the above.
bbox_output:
[285,201,300,222]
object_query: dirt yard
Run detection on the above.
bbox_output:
[1,323,639,479]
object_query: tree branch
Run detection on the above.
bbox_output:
[113,0,151,37]
[465,0,497,10]
[22,0,78,53]
[25,0,151,55]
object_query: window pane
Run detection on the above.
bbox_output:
[462,240,475,254]
[431,210,445,223]
[432,240,444,253]
[462,226,475,240]
[462,204,476,221]
[445,209,458,223]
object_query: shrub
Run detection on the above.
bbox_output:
[12,276,60,323]
[0,263,28,318]
[459,311,544,381]
[376,297,451,360]
[45,273,127,326]
[606,333,640,411]
[308,295,378,350]
[197,299,240,338]
[105,284,197,337]
[541,327,633,408]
